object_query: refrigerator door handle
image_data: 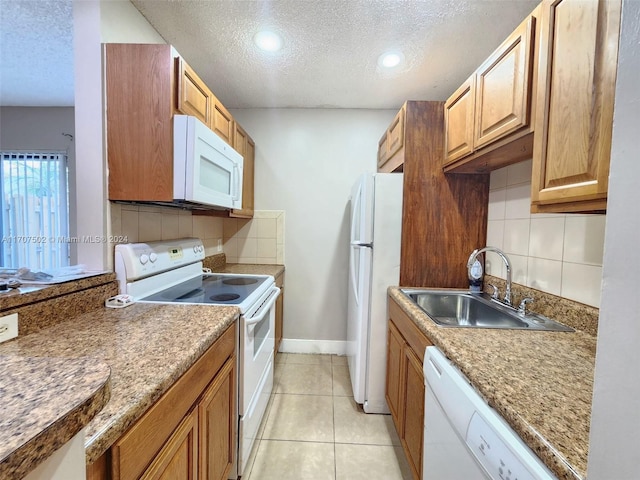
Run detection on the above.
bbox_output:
[351,241,373,248]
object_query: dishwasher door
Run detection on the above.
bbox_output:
[423,346,557,480]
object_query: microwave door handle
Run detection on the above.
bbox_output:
[245,286,280,325]
[232,163,241,202]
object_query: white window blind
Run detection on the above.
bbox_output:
[1,152,70,270]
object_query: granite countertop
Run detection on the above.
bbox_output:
[0,356,110,480]
[0,272,116,312]
[388,287,596,480]
[0,301,239,472]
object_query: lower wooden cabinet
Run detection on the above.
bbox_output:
[88,324,236,480]
[386,296,432,480]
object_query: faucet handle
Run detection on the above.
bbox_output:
[518,297,534,315]
[487,283,499,300]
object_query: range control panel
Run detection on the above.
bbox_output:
[114,238,205,282]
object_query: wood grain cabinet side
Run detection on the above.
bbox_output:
[274,272,285,359]
[385,296,432,480]
[530,0,621,213]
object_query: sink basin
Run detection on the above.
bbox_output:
[401,289,573,331]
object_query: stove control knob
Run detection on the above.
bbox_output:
[139,254,149,265]
[149,252,158,263]
[193,245,198,254]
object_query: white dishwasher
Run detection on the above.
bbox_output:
[423,346,557,480]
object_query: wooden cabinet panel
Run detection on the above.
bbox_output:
[386,296,433,480]
[212,98,234,145]
[275,286,284,356]
[140,409,198,480]
[402,345,425,480]
[199,357,236,480]
[387,107,405,159]
[475,16,535,149]
[531,0,620,212]
[444,76,475,165]
[230,123,255,218]
[377,103,407,173]
[377,132,389,169]
[176,57,212,126]
[385,321,404,430]
[104,44,174,202]
[111,324,236,480]
[400,102,489,288]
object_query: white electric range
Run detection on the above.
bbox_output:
[114,238,280,478]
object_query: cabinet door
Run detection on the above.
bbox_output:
[387,106,405,160]
[199,357,236,480]
[211,95,234,145]
[176,57,212,126]
[474,15,535,149]
[531,0,620,212]
[444,75,475,165]
[377,132,389,169]
[230,123,255,218]
[140,409,199,480]
[401,346,425,480]
[385,321,404,432]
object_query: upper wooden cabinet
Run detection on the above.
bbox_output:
[176,57,213,126]
[211,97,234,145]
[444,7,540,172]
[530,0,621,213]
[230,122,255,218]
[444,75,475,163]
[377,105,406,173]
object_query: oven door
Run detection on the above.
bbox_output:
[238,285,280,475]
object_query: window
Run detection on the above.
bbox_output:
[1,152,70,270]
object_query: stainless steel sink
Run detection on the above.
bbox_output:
[401,289,573,331]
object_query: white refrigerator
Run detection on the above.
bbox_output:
[347,172,403,414]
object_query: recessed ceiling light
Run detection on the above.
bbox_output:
[254,30,283,52]
[379,52,403,68]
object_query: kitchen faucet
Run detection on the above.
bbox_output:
[467,246,512,307]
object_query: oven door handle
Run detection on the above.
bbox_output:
[245,286,280,325]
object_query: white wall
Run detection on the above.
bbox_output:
[0,107,78,262]
[587,0,640,476]
[100,0,165,43]
[231,108,395,349]
[487,159,605,307]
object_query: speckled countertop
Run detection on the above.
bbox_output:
[0,356,111,480]
[0,301,239,473]
[389,287,596,480]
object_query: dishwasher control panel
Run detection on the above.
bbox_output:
[467,412,536,480]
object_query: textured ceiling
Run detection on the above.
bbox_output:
[0,0,74,106]
[0,0,540,109]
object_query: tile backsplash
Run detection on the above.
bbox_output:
[486,159,605,308]
[109,203,224,256]
[223,211,285,264]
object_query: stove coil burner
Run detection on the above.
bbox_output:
[222,278,259,286]
[210,293,241,302]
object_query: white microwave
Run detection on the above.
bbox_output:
[173,115,243,209]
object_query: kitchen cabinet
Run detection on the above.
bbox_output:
[176,56,213,127]
[87,324,236,480]
[274,271,285,358]
[530,0,621,213]
[443,7,540,173]
[386,296,432,480]
[397,101,489,288]
[377,104,406,173]
[230,122,255,218]
[105,43,253,211]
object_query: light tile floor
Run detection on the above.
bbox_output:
[243,353,413,480]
